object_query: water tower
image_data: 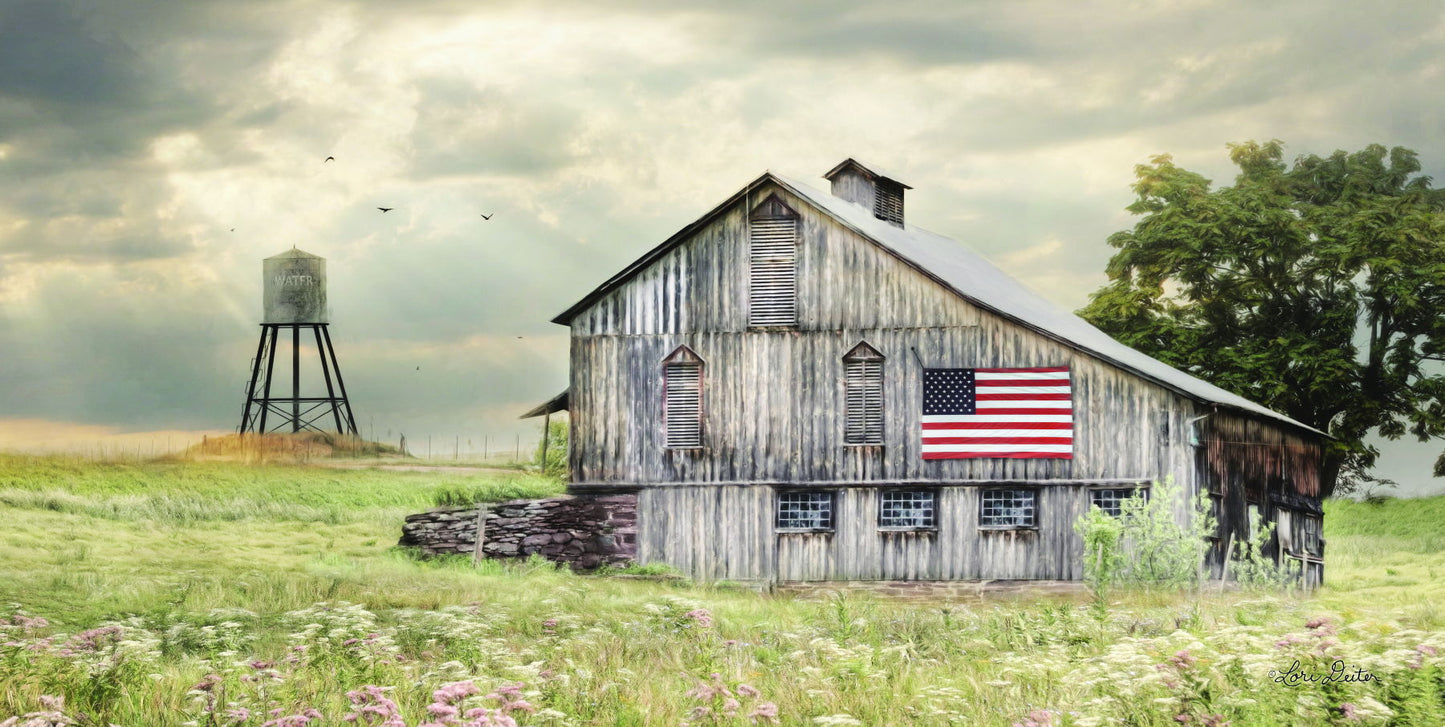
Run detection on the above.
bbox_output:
[238,248,358,435]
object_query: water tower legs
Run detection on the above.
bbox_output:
[238,323,358,436]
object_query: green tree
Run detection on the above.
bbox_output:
[533,417,567,477]
[1080,141,1445,496]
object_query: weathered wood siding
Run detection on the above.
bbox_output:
[1199,411,1327,583]
[636,484,1100,581]
[568,183,1202,487]
[567,179,1326,583]
[826,169,877,211]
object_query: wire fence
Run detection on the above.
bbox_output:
[2,431,547,468]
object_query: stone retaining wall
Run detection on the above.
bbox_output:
[398,493,636,570]
[774,579,1087,601]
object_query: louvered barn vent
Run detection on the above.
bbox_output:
[843,343,884,444]
[873,180,905,226]
[749,216,797,326]
[823,158,911,228]
[664,349,703,448]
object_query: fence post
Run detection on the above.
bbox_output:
[472,503,489,567]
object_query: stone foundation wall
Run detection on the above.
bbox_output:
[398,493,636,570]
[774,579,1087,601]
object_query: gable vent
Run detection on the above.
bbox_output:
[873,180,905,226]
[823,158,911,228]
[748,211,798,327]
[663,347,703,448]
[843,343,884,444]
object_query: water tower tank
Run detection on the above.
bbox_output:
[263,248,327,324]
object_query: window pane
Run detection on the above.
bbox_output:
[777,491,833,530]
[879,490,934,528]
[980,489,1036,527]
[1089,487,1145,517]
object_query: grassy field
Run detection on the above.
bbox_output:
[0,454,1441,726]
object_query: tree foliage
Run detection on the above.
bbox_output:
[1079,141,1445,495]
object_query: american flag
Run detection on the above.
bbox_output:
[920,366,1073,459]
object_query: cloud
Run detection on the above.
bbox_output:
[0,0,1442,486]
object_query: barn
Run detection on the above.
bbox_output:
[541,159,1329,587]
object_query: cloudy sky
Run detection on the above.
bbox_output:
[0,0,1441,492]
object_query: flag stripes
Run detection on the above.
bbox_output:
[921,366,1073,459]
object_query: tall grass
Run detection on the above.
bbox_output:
[0,453,560,526]
[0,455,1441,725]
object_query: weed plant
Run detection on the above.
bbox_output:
[0,455,1441,725]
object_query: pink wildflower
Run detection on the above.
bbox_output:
[490,683,523,701]
[432,680,481,704]
[226,707,252,723]
[261,715,314,727]
[1013,709,1053,727]
[737,683,761,698]
[426,703,459,719]
[4,614,49,632]
[1168,650,1197,670]
[1419,644,1438,657]
[749,702,779,724]
[191,674,223,692]
[722,698,742,716]
[345,685,404,727]
[1339,703,1359,721]
[684,609,714,628]
[64,625,123,653]
[1305,617,1329,629]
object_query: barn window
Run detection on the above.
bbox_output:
[979,488,1036,528]
[748,196,799,327]
[777,491,834,531]
[843,343,884,445]
[879,490,935,529]
[662,346,703,448]
[1089,487,1147,517]
[1276,508,1295,554]
[1300,514,1322,556]
[873,179,905,226]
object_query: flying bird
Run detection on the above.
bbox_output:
[480,213,493,220]
[324,156,335,163]
[378,207,394,213]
